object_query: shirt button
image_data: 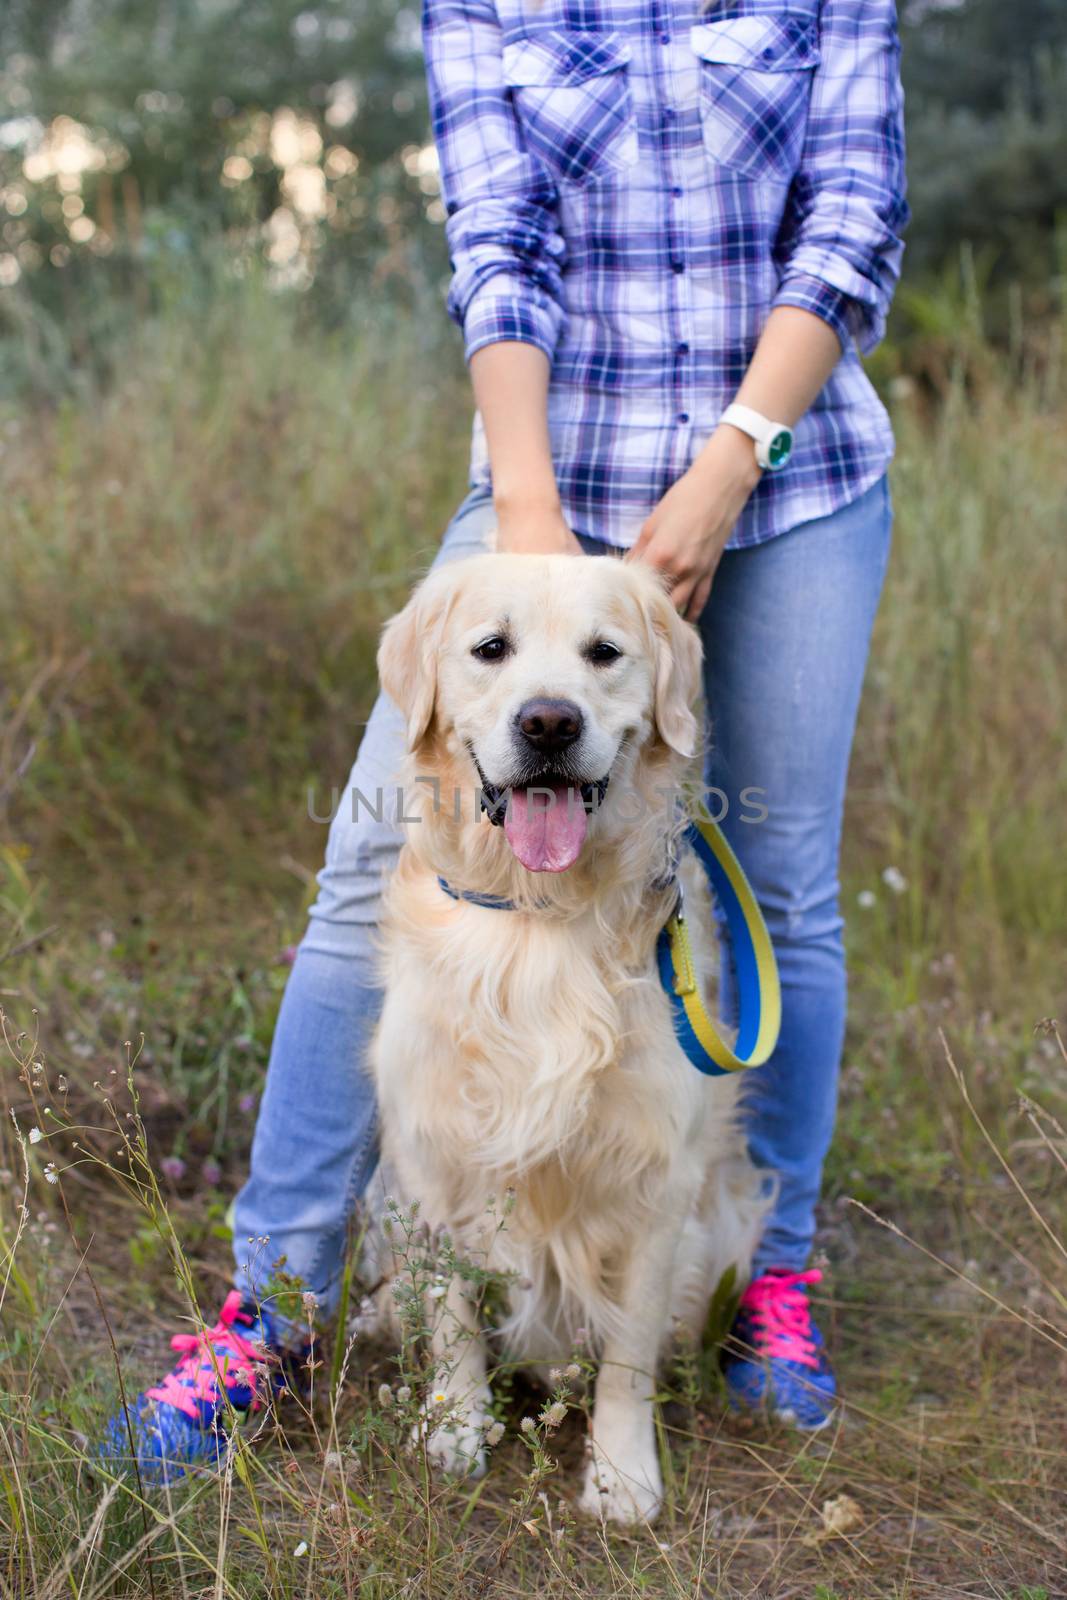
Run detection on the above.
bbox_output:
[676,342,689,355]
[663,106,676,120]
[678,412,690,424]
[671,186,683,198]
[660,31,670,44]
[671,259,684,273]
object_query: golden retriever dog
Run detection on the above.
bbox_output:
[370,552,766,1525]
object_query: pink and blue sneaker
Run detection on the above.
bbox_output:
[99,1291,304,1483]
[722,1268,837,1432]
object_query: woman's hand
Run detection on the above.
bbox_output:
[627,426,762,619]
[495,499,583,557]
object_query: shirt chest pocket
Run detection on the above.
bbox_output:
[691,15,819,182]
[502,30,639,189]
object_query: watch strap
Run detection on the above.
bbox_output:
[720,402,793,470]
[721,402,775,443]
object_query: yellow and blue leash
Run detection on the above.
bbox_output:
[656,807,781,1077]
[438,803,781,1079]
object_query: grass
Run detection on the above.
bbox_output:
[0,282,1065,1596]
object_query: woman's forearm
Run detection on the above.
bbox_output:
[677,303,843,554]
[727,304,842,431]
[470,342,579,553]
[629,306,844,617]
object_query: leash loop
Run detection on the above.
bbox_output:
[657,805,781,1076]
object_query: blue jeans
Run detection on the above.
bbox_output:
[234,478,892,1313]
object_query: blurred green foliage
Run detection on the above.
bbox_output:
[902,0,1067,288]
[0,0,445,393]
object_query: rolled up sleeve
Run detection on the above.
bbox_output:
[773,0,909,354]
[424,0,567,363]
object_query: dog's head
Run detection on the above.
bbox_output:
[379,553,701,873]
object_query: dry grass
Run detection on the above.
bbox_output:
[0,291,1065,1596]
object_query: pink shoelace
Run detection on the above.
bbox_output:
[145,1291,270,1421]
[738,1268,822,1369]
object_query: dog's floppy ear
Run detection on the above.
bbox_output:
[378,567,455,750]
[646,582,702,758]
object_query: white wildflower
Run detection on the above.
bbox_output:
[565,1363,581,1380]
[427,1284,447,1300]
[857,889,876,909]
[28,1127,42,1145]
[44,1164,59,1185]
[541,1401,567,1428]
[293,1540,308,1558]
[377,1384,393,1408]
[395,1385,412,1404]
[485,1421,505,1447]
[881,866,907,895]
[520,1416,535,1435]
[430,1389,448,1407]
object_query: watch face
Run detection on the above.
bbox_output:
[767,429,792,469]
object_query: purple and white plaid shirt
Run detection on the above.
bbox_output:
[424,0,908,550]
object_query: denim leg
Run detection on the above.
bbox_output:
[233,490,498,1317]
[699,478,892,1274]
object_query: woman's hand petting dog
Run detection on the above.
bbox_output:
[627,424,762,620]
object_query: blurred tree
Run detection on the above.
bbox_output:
[900,0,1067,294]
[0,0,447,385]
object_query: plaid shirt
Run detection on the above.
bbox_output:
[424,0,908,549]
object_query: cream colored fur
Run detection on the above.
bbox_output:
[369,553,767,1525]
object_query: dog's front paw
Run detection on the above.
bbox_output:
[579,1443,663,1525]
[414,1402,490,1480]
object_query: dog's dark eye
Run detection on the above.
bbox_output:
[472,635,510,663]
[587,640,622,666]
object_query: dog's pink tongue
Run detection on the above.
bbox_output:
[503,784,588,873]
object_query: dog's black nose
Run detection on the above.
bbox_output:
[515,697,584,753]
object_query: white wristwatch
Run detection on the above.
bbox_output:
[720,402,794,472]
